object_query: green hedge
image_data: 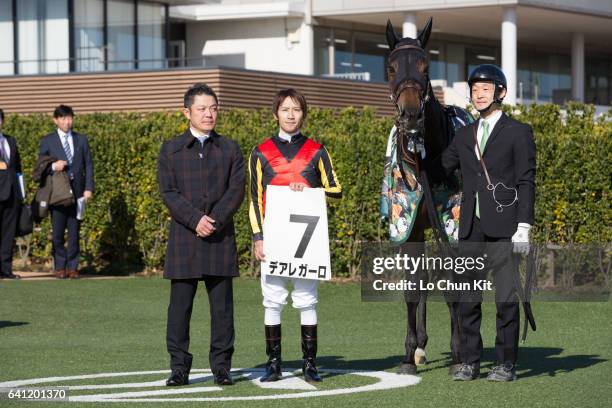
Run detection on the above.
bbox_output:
[4,104,611,277]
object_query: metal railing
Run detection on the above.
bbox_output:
[0,56,211,76]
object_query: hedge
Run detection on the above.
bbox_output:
[4,103,610,277]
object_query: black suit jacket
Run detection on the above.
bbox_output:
[38,130,95,199]
[442,113,536,238]
[158,129,246,279]
[0,134,23,202]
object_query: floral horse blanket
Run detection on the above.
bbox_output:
[380,105,474,245]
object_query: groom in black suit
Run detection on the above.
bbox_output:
[39,105,94,279]
[442,65,536,382]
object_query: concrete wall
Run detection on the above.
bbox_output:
[186,17,314,75]
[521,0,612,17]
[311,0,611,16]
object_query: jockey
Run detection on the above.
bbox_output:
[248,88,341,383]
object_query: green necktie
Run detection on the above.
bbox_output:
[475,120,490,219]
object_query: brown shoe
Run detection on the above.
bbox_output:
[55,269,67,279]
[67,269,80,279]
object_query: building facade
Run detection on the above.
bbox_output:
[1,0,611,108]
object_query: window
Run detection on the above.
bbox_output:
[333,29,352,75]
[74,0,104,72]
[0,0,14,75]
[517,48,571,103]
[427,40,445,81]
[314,27,330,76]
[2,0,170,75]
[353,31,388,82]
[17,0,69,74]
[138,2,166,69]
[107,0,135,70]
[586,57,611,105]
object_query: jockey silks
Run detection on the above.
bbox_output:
[248,133,341,241]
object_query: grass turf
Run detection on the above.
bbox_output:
[1,277,611,407]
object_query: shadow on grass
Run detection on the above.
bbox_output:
[0,321,28,329]
[275,348,606,379]
[431,347,607,378]
[512,347,606,378]
[279,355,405,372]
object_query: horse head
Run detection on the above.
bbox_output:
[386,17,433,133]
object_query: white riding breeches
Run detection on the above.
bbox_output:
[261,274,319,310]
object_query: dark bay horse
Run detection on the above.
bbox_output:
[383,17,469,375]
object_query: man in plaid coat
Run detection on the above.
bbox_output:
[158,83,246,387]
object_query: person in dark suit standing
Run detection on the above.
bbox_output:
[158,83,246,387]
[39,105,94,279]
[442,65,536,382]
[0,108,23,280]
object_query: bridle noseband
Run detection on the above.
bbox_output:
[388,43,433,180]
[388,43,431,110]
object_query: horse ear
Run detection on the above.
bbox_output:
[386,19,400,50]
[418,17,433,48]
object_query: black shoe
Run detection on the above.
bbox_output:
[166,370,189,386]
[301,325,322,382]
[448,363,463,377]
[1,273,21,280]
[452,363,480,381]
[214,368,234,386]
[303,358,322,382]
[260,325,282,382]
[487,363,517,382]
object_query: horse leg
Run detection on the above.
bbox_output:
[415,290,428,365]
[399,298,419,375]
[398,219,426,374]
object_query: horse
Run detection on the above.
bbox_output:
[380,17,473,375]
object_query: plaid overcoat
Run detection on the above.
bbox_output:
[157,129,246,279]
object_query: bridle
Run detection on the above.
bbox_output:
[388,44,431,110]
[388,43,432,178]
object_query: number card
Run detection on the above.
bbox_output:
[262,185,331,281]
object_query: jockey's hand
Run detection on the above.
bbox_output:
[289,182,307,192]
[254,240,266,261]
[511,223,531,255]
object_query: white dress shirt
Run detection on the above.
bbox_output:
[190,127,210,146]
[475,109,502,160]
[57,128,74,156]
[278,129,300,142]
[51,129,74,172]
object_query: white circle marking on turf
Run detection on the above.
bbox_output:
[0,368,421,402]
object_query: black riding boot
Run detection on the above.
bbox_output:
[301,325,322,382]
[260,325,282,382]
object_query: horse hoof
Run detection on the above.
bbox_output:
[448,363,462,377]
[414,348,427,366]
[397,363,417,375]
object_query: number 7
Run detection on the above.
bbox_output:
[289,214,320,258]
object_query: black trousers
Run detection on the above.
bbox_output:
[167,276,235,374]
[459,217,520,366]
[0,193,18,276]
[50,204,80,271]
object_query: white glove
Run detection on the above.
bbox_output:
[511,223,531,255]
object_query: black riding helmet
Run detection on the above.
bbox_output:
[468,64,507,112]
